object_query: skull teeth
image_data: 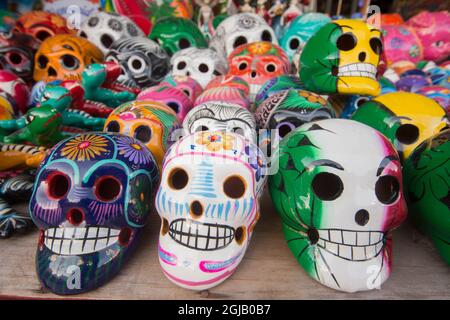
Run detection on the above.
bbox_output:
[317,229,385,261]
[169,219,235,251]
[337,63,377,79]
[44,227,120,255]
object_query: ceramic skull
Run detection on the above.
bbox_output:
[105,37,170,89]
[170,47,228,88]
[78,12,144,54]
[30,132,159,294]
[209,13,277,59]
[269,119,407,292]
[183,101,257,142]
[156,131,267,290]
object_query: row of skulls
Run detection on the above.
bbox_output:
[0,8,448,296]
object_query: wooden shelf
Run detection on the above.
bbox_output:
[1,191,449,299]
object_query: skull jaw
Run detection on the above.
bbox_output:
[337,76,381,97]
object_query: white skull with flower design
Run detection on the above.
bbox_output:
[155,131,266,290]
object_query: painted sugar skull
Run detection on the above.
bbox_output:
[255,89,335,139]
[34,35,104,82]
[156,131,266,290]
[228,41,290,100]
[161,75,203,102]
[14,11,74,42]
[254,75,303,108]
[403,130,450,265]
[104,100,180,167]
[0,70,30,115]
[170,47,228,88]
[269,119,407,292]
[78,12,144,54]
[149,17,207,56]
[105,37,170,89]
[0,31,40,83]
[30,132,159,295]
[209,13,277,59]
[280,13,331,61]
[299,19,383,96]
[136,85,192,121]
[381,25,422,65]
[183,102,256,142]
[351,92,449,161]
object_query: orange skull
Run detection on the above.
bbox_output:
[34,35,104,82]
[14,11,74,42]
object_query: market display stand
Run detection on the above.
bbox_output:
[1,191,449,300]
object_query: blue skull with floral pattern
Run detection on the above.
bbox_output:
[30,132,159,295]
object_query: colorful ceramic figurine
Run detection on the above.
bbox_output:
[149,17,207,56]
[0,70,30,115]
[161,75,203,103]
[182,101,257,142]
[351,92,449,161]
[279,12,331,61]
[209,12,277,59]
[227,41,290,100]
[156,131,266,290]
[33,34,104,83]
[255,89,335,139]
[299,19,383,96]
[103,100,180,167]
[78,11,145,54]
[381,25,423,65]
[30,132,159,294]
[403,130,450,265]
[254,75,303,108]
[170,47,228,88]
[0,31,40,83]
[105,37,170,90]
[269,119,407,292]
[14,11,74,42]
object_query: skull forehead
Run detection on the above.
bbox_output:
[218,13,268,32]
[184,101,255,126]
[108,37,166,57]
[171,47,226,67]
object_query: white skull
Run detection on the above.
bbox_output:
[182,101,257,142]
[78,12,144,54]
[209,13,277,59]
[155,131,266,290]
[170,48,228,88]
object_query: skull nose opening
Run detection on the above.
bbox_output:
[119,227,132,246]
[234,226,246,245]
[161,218,169,236]
[355,209,370,226]
[190,200,203,218]
[66,208,85,226]
[307,228,319,244]
[251,71,257,78]
[48,66,57,77]
[358,52,366,62]
[186,71,190,76]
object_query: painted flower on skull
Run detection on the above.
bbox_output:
[196,132,235,152]
[60,134,108,161]
[117,135,153,165]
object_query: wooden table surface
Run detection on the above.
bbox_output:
[1,191,449,300]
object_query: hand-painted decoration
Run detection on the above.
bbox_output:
[78,11,144,54]
[33,34,104,83]
[299,19,383,96]
[0,70,30,115]
[161,75,203,103]
[30,132,159,294]
[269,119,407,292]
[254,75,303,108]
[209,13,277,59]
[403,130,450,265]
[156,131,266,290]
[105,37,170,90]
[103,100,180,167]
[351,92,449,161]
[170,47,228,88]
[183,101,257,142]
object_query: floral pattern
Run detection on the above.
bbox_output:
[245,145,266,182]
[196,131,235,151]
[117,136,153,165]
[247,42,273,55]
[61,134,108,161]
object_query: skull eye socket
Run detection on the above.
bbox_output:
[168,168,189,190]
[8,52,24,65]
[178,38,191,50]
[336,33,357,51]
[395,123,419,145]
[261,30,272,42]
[277,122,295,138]
[101,34,114,49]
[61,55,80,70]
[289,37,300,50]
[265,63,276,73]
[134,125,152,143]
[127,56,146,73]
[238,61,248,71]
[177,61,187,70]
[233,36,247,49]
[37,55,48,68]
[223,175,246,199]
[106,120,120,133]
[195,125,209,132]
[375,175,400,204]
[167,102,180,114]
[311,172,343,201]
[95,176,121,202]
[36,30,52,41]
[198,63,209,73]
[231,127,244,135]
[79,31,88,38]
[47,172,70,200]
[369,37,383,55]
